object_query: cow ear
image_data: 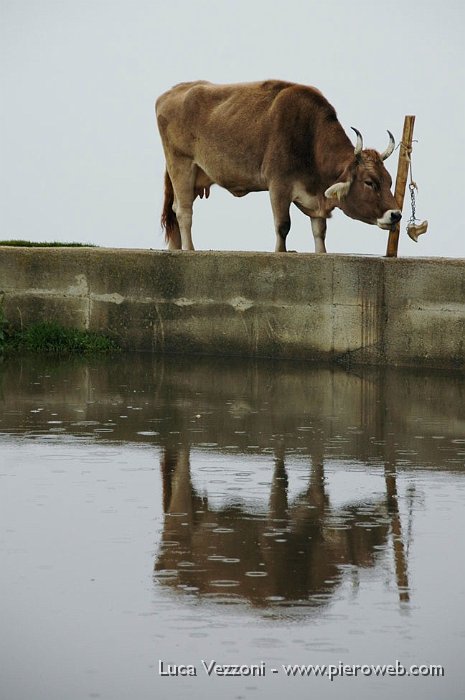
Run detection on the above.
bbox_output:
[324,181,351,200]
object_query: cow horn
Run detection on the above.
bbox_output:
[351,127,363,156]
[380,130,395,160]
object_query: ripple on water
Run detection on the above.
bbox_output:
[154,569,178,580]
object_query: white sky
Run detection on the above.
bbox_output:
[1,0,464,257]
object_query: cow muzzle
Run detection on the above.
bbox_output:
[376,209,402,230]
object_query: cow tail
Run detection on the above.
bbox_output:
[161,170,180,245]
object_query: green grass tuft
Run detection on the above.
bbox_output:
[0,240,96,247]
[3,322,119,355]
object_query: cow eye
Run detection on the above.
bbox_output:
[364,180,374,188]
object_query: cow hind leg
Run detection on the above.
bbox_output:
[269,187,291,252]
[173,198,195,251]
[167,227,182,250]
[311,217,327,253]
[167,159,197,251]
[161,170,182,249]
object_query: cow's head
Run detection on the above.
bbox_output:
[324,129,401,230]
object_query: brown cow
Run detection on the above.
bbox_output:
[156,80,401,253]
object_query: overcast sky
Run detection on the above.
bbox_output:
[1,0,464,257]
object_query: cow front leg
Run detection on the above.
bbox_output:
[311,217,327,253]
[270,188,291,252]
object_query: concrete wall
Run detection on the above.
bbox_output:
[1,247,464,369]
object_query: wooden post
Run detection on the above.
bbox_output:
[386,115,416,257]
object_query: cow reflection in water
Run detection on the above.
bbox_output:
[155,445,400,607]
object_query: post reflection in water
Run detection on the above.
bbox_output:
[384,464,410,603]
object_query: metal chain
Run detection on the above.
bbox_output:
[407,144,419,227]
[408,181,418,225]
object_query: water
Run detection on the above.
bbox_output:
[0,354,464,700]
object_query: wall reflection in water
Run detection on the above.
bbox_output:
[1,353,463,612]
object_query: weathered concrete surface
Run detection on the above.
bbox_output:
[1,247,464,369]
